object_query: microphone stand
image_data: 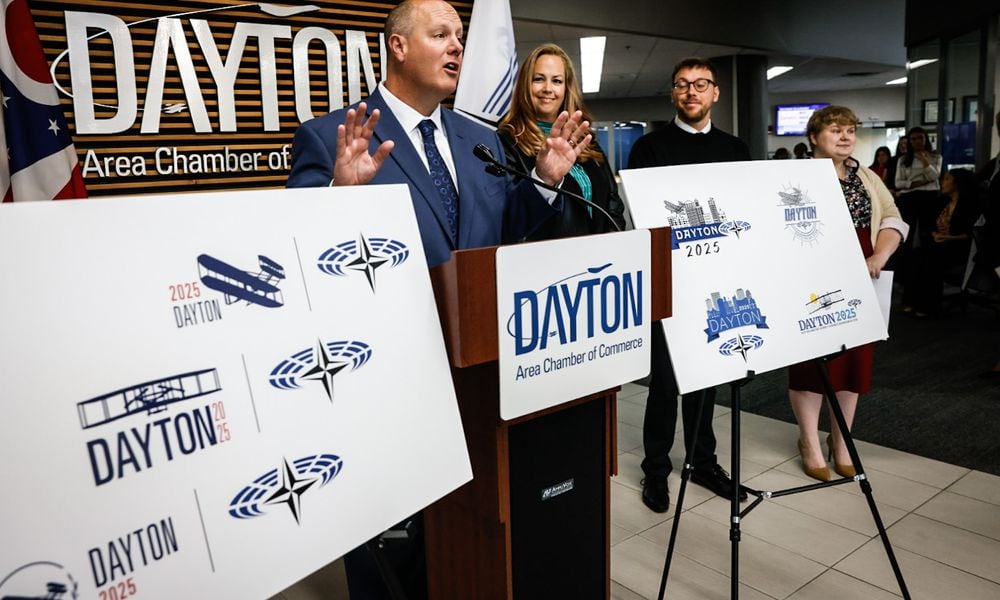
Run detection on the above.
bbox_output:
[473,144,623,232]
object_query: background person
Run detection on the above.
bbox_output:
[794,142,810,159]
[788,106,908,481]
[901,169,981,318]
[894,126,942,240]
[869,145,892,183]
[628,57,751,513]
[498,43,626,239]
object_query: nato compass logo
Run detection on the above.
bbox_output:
[0,561,79,600]
[269,340,372,403]
[229,454,344,525]
[719,334,765,362]
[797,290,861,334]
[778,184,823,245]
[317,234,409,292]
[705,289,769,361]
[77,369,221,429]
[663,196,751,251]
[198,254,285,308]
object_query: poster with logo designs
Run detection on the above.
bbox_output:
[0,186,472,599]
[620,159,887,394]
[496,230,652,420]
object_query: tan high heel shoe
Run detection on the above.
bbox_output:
[798,439,831,482]
[827,434,857,478]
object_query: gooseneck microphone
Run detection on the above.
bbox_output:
[472,143,623,232]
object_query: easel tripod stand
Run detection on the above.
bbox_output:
[656,347,912,600]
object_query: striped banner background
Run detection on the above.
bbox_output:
[32,0,472,196]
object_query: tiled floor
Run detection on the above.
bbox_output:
[274,381,1000,599]
[611,382,1000,600]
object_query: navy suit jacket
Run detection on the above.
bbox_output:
[287,88,560,267]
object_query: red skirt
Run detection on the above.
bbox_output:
[788,227,875,394]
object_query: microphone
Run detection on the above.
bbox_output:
[472,143,622,232]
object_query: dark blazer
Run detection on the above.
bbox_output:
[287,88,560,267]
[499,132,626,240]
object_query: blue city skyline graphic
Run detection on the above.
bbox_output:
[269,340,372,403]
[704,289,769,342]
[663,197,751,249]
[198,253,285,307]
[228,454,344,525]
[317,234,409,292]
[76,369,221,430]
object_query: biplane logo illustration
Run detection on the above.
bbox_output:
[317,234,410,292]
[0,561,79,600]
[228,454,344,525]
[778,184,823,244]
[77,369,221,430]
[797,289,861,334]
[663,196,751,251]
[269,340,372,403]
[197,253,286,308]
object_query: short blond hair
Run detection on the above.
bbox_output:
[806,105,859,149]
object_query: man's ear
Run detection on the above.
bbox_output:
[387,33,407,62]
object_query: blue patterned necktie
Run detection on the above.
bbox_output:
[417,119,459,242]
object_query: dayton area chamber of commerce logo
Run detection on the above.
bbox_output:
[704,288,769,362]
[663,196,751,252]
[797,289,861,334]
[229,454,344,525]
[198,253,286,308]
[0,561,79,600]
[269,340,372,403]
[317,234,409,292]
[778,184,823,245]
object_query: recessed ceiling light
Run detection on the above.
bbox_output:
[886,77,907,85]
[906,59,938,69]
[580,36,606,93]
[766,66,793,80]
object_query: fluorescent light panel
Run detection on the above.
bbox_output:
[580,36,606,93]
[885,77,907,85]
[766,66,793,80]
[906,59,938,70]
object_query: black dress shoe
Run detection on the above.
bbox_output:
[690,464,749,501]
[640,477,670,513]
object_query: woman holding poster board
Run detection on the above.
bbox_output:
[788,106,909,481]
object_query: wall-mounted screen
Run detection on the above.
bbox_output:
[776,104,829,136]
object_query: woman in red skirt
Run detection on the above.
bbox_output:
[789,106,909,481]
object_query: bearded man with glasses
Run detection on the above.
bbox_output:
[628,57,751,514]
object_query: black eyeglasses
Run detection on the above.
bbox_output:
[672,78,716,93]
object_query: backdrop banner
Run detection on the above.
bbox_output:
[0,186,472,599]
[621,159,887,393]
[496,230,651,420]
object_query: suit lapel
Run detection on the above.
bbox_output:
[366,90,455,248]
[443,109,482,248]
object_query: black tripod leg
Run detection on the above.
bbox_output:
[730,381,742,600]
[817,359,911,600]
[657,389,707,600]
[365,535,411,600]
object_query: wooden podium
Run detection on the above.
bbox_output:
[424,228,671,599]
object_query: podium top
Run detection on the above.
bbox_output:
[429,227,672,368]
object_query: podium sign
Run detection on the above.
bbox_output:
[496,230,651,420]
[621,160,886,393]
[0,187,472,599]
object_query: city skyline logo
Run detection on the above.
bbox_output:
[0,561,79,600]
[317,234,410,292]
[198,253,286,308]
[228,454,344,525]
[797,289,861,334]
[704,288,770,342]
[269,339,373,403]
[663,196,751,251]
[77,369,221,430]
[778,184,823,245]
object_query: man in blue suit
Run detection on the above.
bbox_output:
[287,0,592,268]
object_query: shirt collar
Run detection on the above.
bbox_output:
[674,116,712,134]
[379,84,444,136]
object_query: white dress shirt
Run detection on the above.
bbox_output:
[674,117,712,134]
